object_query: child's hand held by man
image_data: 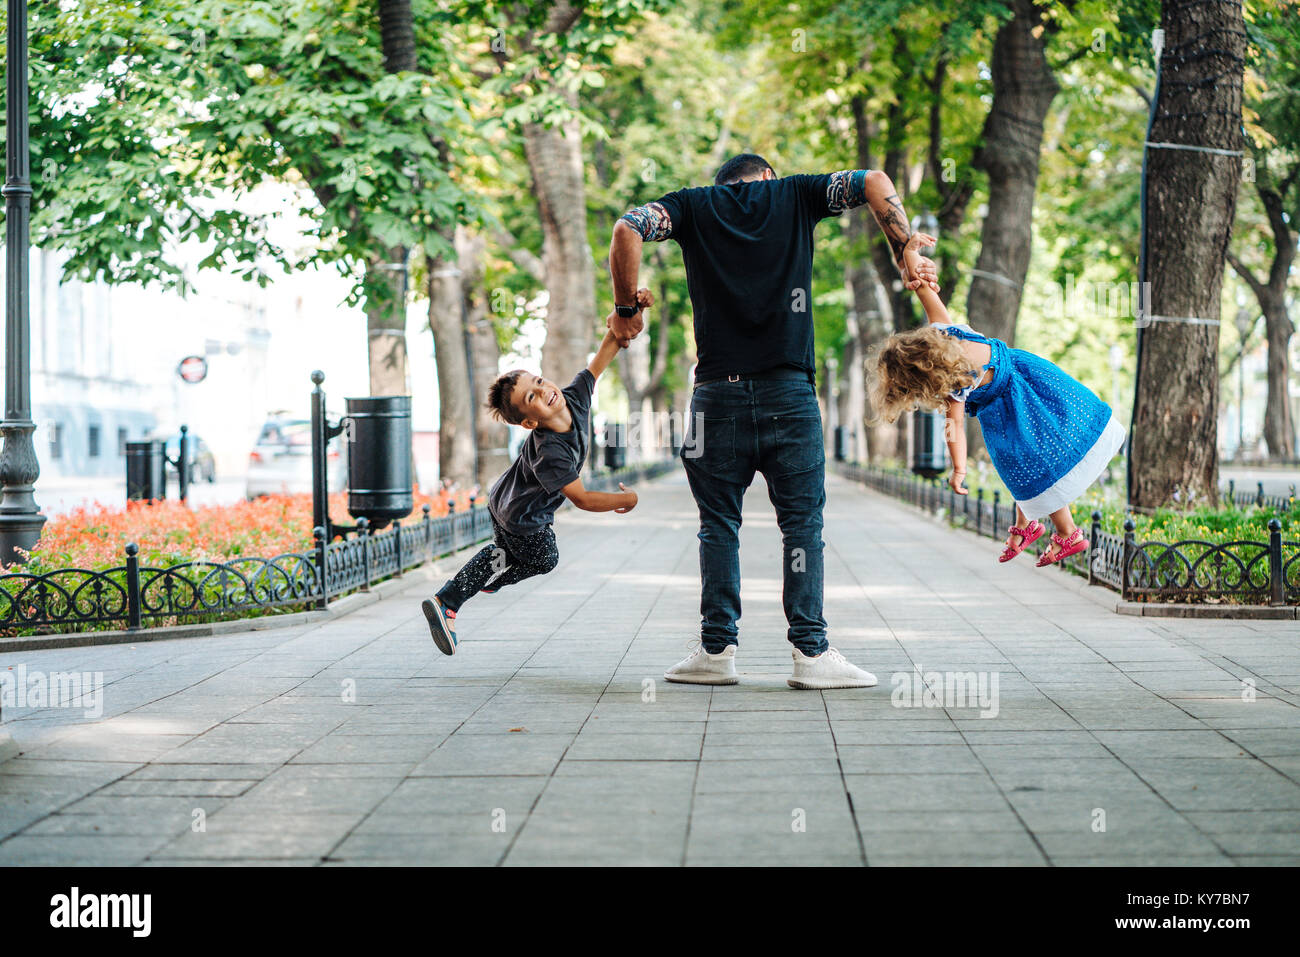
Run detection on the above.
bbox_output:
[615,482,637,513]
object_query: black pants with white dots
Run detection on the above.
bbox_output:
[435,518,559,612]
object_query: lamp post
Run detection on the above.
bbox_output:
[0,0,46,566]
[1234,307,1255,460]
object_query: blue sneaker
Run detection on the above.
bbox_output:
[422,597,458,656]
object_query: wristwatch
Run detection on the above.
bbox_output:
[615,303,638,319]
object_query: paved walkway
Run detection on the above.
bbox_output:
[2,470,1298,866]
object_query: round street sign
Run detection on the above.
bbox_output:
[177,355,208,384]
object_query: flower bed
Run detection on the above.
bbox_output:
[0,489,480,638]
[18,489,474,575]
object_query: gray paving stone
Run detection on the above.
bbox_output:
[2,471,1296,866]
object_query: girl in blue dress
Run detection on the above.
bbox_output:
[869,233,1126,565]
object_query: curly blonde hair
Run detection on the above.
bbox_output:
[868,326,974,424]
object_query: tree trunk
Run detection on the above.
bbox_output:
[376,0,416,72]
[455,227,511,484]
[367,0,417,397]
[1228,174,1297,461]
[1261,293,1296,459]
[427,236,475,489]
[845,94,899,462]
[1130,0,1246,508]
[522,92,597,386]
[617,250,671,462]
[365,249,410,396]
[966,0,1059,349]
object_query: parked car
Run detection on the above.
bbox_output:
[154,432,217,483]
[245,416,347,499]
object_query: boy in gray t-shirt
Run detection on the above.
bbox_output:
[422,290,651,656]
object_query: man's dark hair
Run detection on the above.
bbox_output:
[714,153,775,186]
[487,370,528,425]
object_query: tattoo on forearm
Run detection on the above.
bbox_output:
[874,193,911,265]
[619,202,673,241]
[826,169,870,214]
[879,210,909,263]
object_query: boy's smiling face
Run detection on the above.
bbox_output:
[511,373,570,430]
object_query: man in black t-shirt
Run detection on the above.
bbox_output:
[608,154,938,689]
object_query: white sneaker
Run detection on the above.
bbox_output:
[664,642,739,685]
[788,647,878,690]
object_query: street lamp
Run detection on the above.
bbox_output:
[1234,307,1256,460]
[0,0,46,565]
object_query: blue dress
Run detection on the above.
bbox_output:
[940,324,1126,516]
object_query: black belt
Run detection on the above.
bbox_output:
[694,368,812,388]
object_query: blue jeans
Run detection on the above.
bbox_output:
[681,375,828,657]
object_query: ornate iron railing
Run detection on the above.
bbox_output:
[1,501,495,635]
[1222,479,1297,512]
[834,461,1298,606]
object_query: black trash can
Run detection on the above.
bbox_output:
[910,409,948,478]
[126,440,167,501]
[345,395,413,529]
[604,423,626,470]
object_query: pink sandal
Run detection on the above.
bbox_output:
[1036,527,1088,567]
[999,520,1045,563]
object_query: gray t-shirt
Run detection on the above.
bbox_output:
[488,370,594,535]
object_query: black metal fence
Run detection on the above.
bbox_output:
[0,501,495,635]
[1,456,684,636]
[1223,479,1297,512]
[834,462,1299,606]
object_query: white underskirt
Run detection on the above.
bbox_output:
[1017,415,1126,517]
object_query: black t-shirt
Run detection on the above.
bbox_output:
[488,370,594,535]
[653,174,836,383]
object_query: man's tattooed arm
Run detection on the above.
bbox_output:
[618,202,673,242]
[827,170,912,269]
[826,169,870,214]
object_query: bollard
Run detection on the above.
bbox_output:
[394,520,403,577]
[1267,519,1284,606]
[992,490,1001,540]
[358,517,372,589]
[125,543,142,629]
[976,489,984,536]
[313,526,329,609]
[1121,517,1136,601]
[1089,511,1102,585]
[177,424,191,503]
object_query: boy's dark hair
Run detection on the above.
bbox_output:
[487,370,528,425]
[714,153,775,186]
